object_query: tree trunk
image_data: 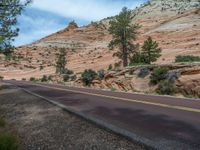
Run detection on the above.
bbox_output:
[122,45,128,67]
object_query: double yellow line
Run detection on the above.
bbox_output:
[26,82,200,113]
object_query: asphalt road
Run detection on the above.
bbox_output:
[5,80,200,150]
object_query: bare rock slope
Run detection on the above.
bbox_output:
[0,0,200,80]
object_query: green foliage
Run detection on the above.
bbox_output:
[97,69,105,79]
[56,48,67,74]
[0,134,19,150]
[129,52,146,66]
[63,69,74,75]
[41,75,48,82]
[141,37,161,64]
[108,7,140,67]
[30,77,36,82]
[0,118,6,127]
[63,74,70,82]
[157,80,175,95]
[81,69,97,86]
[150,67,169,85]
[0,0,31,56]
[0,76,4,80]
[138,67,150,78]
[108,64,113,71]
[175,55,200,63]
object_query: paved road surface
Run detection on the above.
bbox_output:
[5,80,200,150]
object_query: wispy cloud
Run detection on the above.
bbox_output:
[31,0,146,21]
[15,0,146,46]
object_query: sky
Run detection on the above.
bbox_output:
[14,0,147,46]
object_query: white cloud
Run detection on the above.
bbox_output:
[30,0,145,21]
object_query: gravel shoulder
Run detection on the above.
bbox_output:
[0,83,147,150]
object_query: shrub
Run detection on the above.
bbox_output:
[150,67,169,85]
[22,78,26,81]
[138,67,150,78]
[129,52,146,66]
[41,75,48,82]
[30,77,36,82]
[40,65,44,70]
[175,55,200,63]
[0,76,4,81]
[0,134,19,150]
[48,75,53,81]
[63,69,74,75]
[97,69,105,79]
[70,75,77,81]
[63,74,70,82]
[81,69,97,86]
[0,118,6,127]
[157,80,175,95]
[108,64,113,71]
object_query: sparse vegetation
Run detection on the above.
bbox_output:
[150,67,169,85]
[157,80,175,95]
[41,75,48,82]
[0,116,20,150]
[81,69,97,86]
[0,133,19,150]
[0,76,4,81]
[175,55,200,63]
[138,67,150,78]
[97,69,105,79]
[30,77,36,82]
[0,118,6,127]
[108,64,113,71]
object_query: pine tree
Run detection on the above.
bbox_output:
[0,0,31,57]
[56,48,67,74]
[142,36,161,64]
[108,7,140,67]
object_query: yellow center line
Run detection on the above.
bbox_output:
[25,82,200,113]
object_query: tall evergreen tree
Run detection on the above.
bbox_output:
[0,0,31,57]
[56,48,67,74]
[142,36,161,64]
[108,7,139,67]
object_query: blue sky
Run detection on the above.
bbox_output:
[15,0,147,46]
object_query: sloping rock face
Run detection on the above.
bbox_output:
[75,64,200,98]
[0,0,200,80]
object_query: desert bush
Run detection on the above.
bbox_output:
[63,69,74,75]
[150,67,169,85]
[30,77,36,82]
[0,118,6,127]
[175,55,200,63]
[0,76,4,81]
[63,74,70,82]
[41,75,48,82]
[48,75,53,81]
[0,134,19,150]
[108,64,113,71]
[157,80,175,95]
[70,75,77,81]
[81,69,97,86]
[22,78,26,81]
[40,65,44,70]
[97,69,105,79]
[138,67,150,78]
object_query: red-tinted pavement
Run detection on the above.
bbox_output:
[5,80,200,150]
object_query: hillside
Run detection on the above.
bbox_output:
[0,0,200,80]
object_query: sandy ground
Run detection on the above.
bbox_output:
[0,83,147,150]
